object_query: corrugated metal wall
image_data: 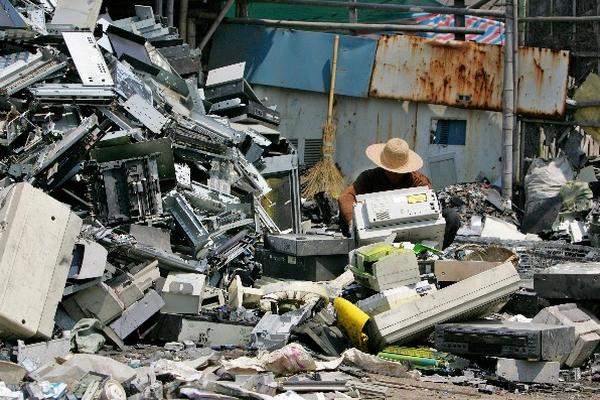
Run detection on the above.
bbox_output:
[211,25,570,118]
[255,85,502,187]
[369,35,569,117]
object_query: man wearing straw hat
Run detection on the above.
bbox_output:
[339,138,460,249]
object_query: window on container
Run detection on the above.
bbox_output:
[430,119,467,145]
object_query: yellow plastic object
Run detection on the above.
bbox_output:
[334,297,370,352]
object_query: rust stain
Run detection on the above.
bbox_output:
[411,103,418,147]
[532,57,545,90]
[370,34,569,117]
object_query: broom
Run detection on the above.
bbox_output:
[301,35,346,199]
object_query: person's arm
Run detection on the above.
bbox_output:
[413,171,433,189]
[338,183,358,225]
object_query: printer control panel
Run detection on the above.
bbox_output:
[356,187,441,228]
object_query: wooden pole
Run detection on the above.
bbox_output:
[327,35,340,127]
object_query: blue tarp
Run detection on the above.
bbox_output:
[209,24,378,98]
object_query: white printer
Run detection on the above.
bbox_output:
[352,186,446,247]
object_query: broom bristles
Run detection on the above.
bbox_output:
[301,121,346,199]
[301,157,346,199]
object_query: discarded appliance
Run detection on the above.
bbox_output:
[16,338,71,371]
[0,183,82,339]
[69,239,109,280]
[93,154,163,225]
[434,321,575,362]
[107,290,164,340]
[153,314,255,346]
[161,273,207,315]
[353,187,446,247]
[433,260,502,284]
[348,243,421,291]
[534,262,600,300]
[261,234,353,281]
[368,261,521,350]
[204,62,280,127]
[532,303,600,367]
[251,305,314,350]
[356,281,437,316]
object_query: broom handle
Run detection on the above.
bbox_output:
[326,35,340,126]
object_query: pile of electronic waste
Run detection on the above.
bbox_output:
[2,2,600,399]
[0,0,300,313]
[0,0,301,376]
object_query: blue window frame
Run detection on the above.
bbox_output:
[432,120,467,145]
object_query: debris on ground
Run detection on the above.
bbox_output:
[1,2,600,400]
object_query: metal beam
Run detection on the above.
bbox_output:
[187,17,196,48]
[154,0,163,17]
[250,0,505,17]
[226,18,486,34]
[520,16,600,22]
[166,0,174,26]
[571,100,600,108]
[522,119,600,128]
[512,0,520,185]
[348,0,358,23]
[466,0,495,9]
[237,0,250,17]
[455,0,465,41]
[199,0,236,51]
[572,51,600,57]
[502,0,514,201]
[179,0,189,41]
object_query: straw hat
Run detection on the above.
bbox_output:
[365,138,423,174]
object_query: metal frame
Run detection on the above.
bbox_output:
[250,0,505,17]
[227,18,486,34]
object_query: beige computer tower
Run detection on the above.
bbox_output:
[0,183,82,339]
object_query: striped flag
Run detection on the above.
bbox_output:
[412,12,505,45]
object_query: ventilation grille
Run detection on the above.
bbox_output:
[375,210,390,221]
[304,138,323,167]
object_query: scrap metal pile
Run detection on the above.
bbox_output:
[438,181,516,227]
[1,1,600,400]
[0,1,299,285]
[443,159,600,245]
